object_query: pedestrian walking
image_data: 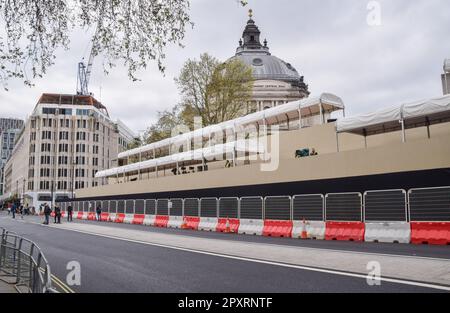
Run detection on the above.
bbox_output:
[96,205,102,221]
[43,203,51,225]
[20,205,24,219]
[67,205,73,222]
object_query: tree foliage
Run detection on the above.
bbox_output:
[143,53,254,144]
[0,0,192,89]
[176,53,254,125]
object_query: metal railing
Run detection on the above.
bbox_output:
[58,186,450,223]
[0,227,56,293]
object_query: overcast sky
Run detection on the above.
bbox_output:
[1,0,449,135]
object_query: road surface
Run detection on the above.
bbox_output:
[1,212,449,293]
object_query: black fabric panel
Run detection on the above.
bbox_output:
[135,200,145,214]
[240,197,263,219]
[264,196,291,220]
[125,200,134,214]
[184,199,199,217]
[67,168,450,203]
[219,198,239,218]
[200,198,217,218]
[326,193,362,221]
[364,190,407,222]
[409,187,450,221]
[157,199,169,216]
[293,195,323,221]
[170,199,183,216]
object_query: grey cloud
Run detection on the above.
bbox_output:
[0,0,449,131]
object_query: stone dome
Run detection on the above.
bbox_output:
[230,12,309,93]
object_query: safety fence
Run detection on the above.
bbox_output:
[0,228,56,293]
[58,186,450,245]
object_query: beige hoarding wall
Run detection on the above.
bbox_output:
[77,130,450,198]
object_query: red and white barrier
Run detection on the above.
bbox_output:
[411,222,450,245]
[292,221,326,240]
[123,214,134,224]
[364,222,411,243]
[325,222,365,241]
[143,215,156,226]
[216,218,240,233]
[115,213,125,223]
[238,219,264,235]
[132,214,145,225]
[182,216,200,230]
[263,220,293,238]
[100,213,110,222]
[154,215,169,228]
[167,216,183,228]
[198,217,218,232]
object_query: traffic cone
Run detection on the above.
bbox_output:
[301,218,308,239]
[225,217,231,233]
[181,217,188,230]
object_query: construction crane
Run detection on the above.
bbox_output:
[76,24,100,96]
[76,47,95,96]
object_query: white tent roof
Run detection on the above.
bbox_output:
[96,139,264,178]
[118,93,344,159]
[336,95,450,135]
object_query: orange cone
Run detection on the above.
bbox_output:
[301,218,308,239]
[225,217,231,233]
[181,217,188,230]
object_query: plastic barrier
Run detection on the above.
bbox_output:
[216,218,240,233]
[61,212,66,218]
[143,215,155,226]
[87,212,96,221]
[100,213,110,222]
[183,217,200,230]
[123,214,134,224]
[115,213,125,223]
[364,222,411,243]
[292,221,326,240]
[132,214,145,225]
[263,220,293,238]
[411,222,450,245]
[167,216,183,228]
[80,212,88,220]
[154,215,169,228]
[76,212,84,220]
[198,217,218,232]
[325,222,365,241]
[108,213,117,223]
[50,212,55,217]
[238,219,264,235]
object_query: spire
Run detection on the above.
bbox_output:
[236,9,270,55]
[241,9,262,49]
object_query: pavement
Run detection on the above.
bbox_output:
[0,212,449,293]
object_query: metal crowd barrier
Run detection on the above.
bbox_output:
[0,227,56,293]
[59,186,450,223]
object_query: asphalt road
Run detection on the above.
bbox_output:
[1,213,449,293]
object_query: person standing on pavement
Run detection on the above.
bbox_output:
[67,205,73,222]
[96,205,102,221]
[54,205,62,224]
[11,202,16,219]
[43,203,51,225]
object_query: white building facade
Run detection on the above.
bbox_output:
[2,94,133,207]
